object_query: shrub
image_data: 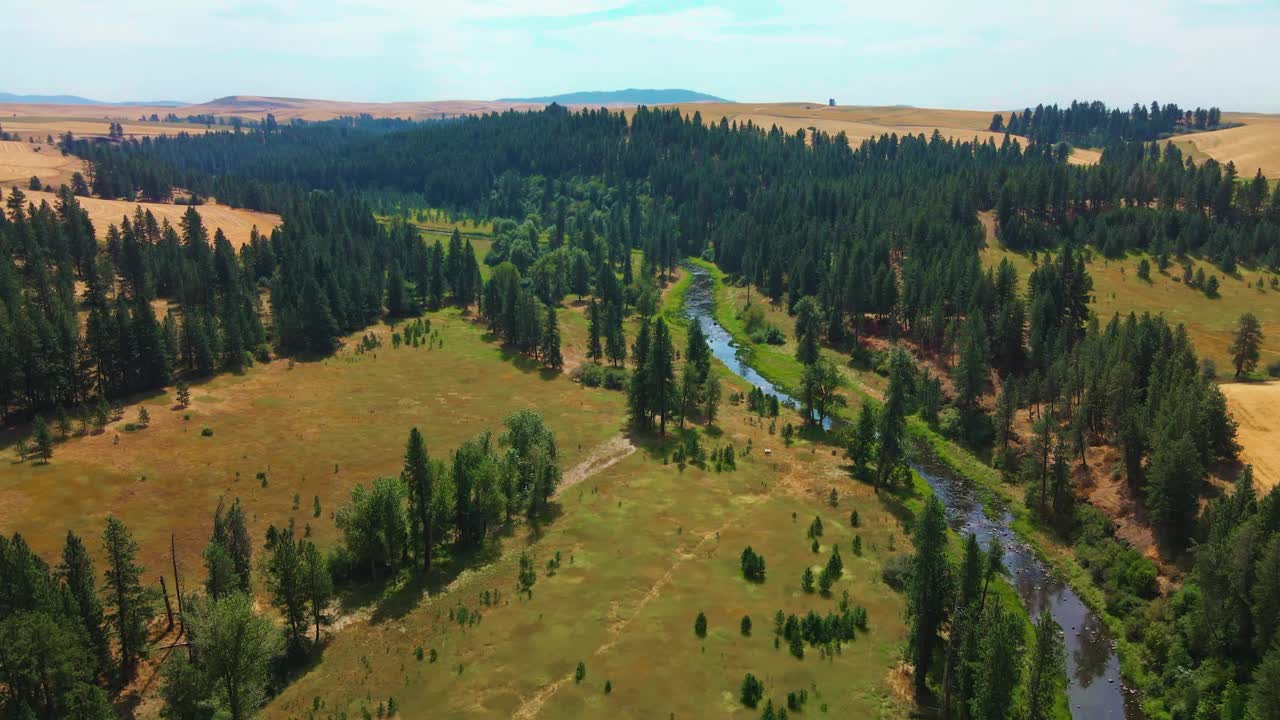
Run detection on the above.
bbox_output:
[694,612,708,638]
[1267,359,1280,378]
[123,423,140,432]
[741,615,752,636]
[574,661,586,683]
[200,427,214,437]
[603,367,628,390]
[1201,357,1217,380]
[881,555,911,591]
[576,364,604,387]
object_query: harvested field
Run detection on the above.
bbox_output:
[0,139,85,187]
[666,102,1016,147]
[18,190,280,248]
[1220,382,1280,492]
[1176,112,1280,179]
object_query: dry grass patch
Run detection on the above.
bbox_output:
[1220,381,1280,492]
[0,307,625,576]
[19,190,280,248]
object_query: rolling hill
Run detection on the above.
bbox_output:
[497,88,727,105]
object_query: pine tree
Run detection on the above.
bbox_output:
[968,597,1024,720]
[263,522,308,649]
[212,499,253,593]
[647,317,677,435]
[586,299,603,363]
[1230,313,1264,378]
[540,304,564,370]
[1025,610,1066,720]
[58,530,113,682]
[908,496,951,696]
[32,415,53,463]
[403,427,433,570]
[101,516,153,683]
[604,302,626,366]
[301,540,332,645]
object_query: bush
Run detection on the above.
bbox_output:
[576,364,604,387]
[253,344,271,364]
[881,555,912,591]
[694,612,707,638]
[1267,359,1280,378]
[123,423,140,432]
[200,427,214,437]
[603,367,628,390]
[1200,357,1217,380]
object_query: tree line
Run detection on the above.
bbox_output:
[990,99,1226,145]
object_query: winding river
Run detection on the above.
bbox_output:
[682,266,1141,719]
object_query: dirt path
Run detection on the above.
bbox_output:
[556,435,636,496]
[325,433,636,637]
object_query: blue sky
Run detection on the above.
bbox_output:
[9,0,1279,111]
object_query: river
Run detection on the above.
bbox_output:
[681,265,1141,719]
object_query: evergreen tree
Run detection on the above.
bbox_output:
[586,299,603,363]
[540,304,564,370]
[101,516,153,683]
[646,317,677,434]
[32,415,53,463]
[968,597,1024,720]
[1025,610,1066,720]
[403,427,433,570]
[212,499,252,594]
[301,540,332,645]
[262,522,308,650]
[1230,313,1264,378]
[57,530,112,682]
[908,496,951,696]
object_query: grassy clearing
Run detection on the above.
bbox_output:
[0,306,624,577]
[267,401,913,719]
[981,240,1280,370]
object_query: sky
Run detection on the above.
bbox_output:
[8,0,1279,111]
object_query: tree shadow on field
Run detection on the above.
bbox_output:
[367,534,511,625]
[496,344,562,381]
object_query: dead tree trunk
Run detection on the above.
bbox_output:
[159,575,173,630]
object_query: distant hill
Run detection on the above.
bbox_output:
[496,89,727,105]
[0,92,184,107]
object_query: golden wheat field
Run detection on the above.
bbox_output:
[1173,112,1280,179]
[18,190,280,248]
[0,139,86,187]
[665,102,1013,146]
[1219,382,1280,491]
